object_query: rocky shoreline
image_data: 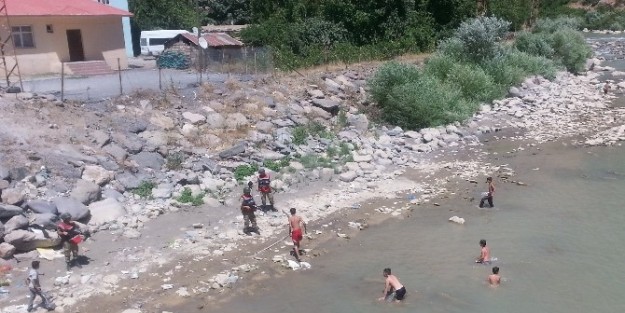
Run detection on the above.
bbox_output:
[2,36,625,312]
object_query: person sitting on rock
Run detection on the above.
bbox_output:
[57,213,82,271]
[257,168,277,212]
[240,187,259,235]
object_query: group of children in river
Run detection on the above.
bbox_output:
[378,177,500,303]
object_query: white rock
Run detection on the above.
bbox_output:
[448,216,465,225]
[352,153,372,162]
[176,287,191,297]
[182,112,206,125]
[88,198,126,225]
[82,165,114,186]
[339,171,358,182]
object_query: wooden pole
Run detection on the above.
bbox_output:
[117,58,122,95]
[61,62,65,102]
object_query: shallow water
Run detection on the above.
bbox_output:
[215,143,625,313]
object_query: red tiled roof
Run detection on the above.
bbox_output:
[178,32,243,47]
[6,0,132,17]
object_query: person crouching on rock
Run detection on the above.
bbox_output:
[257,168,276,212]
[240,187,260,235]
[57,213,82,271]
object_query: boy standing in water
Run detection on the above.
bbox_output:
[475,239,491,264]
[488,266,501,286]
[288,208,307,262]
[479,177,495,208]
[378,268,406,302]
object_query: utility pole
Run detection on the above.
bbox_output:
[0,0,23,92]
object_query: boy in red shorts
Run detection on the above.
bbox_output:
[288,208,307,262]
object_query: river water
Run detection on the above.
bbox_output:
[211,141,625,313]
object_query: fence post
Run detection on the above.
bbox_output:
[158,67,162,90]
[117,58,122,95]
[61,62,65,102]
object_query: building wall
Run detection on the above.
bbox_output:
[107,0,134,57]
[1,16,127,76]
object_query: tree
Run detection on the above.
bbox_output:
[129,0,199,30]
[200,0,252,25]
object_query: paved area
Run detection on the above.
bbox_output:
[21,68,256,101]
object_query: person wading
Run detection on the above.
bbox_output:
[257,168,276,212]
[479,177,495,208]
[240,187,260,235]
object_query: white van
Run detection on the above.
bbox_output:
[140,30,190,56]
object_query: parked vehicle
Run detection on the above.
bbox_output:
[140,30,189,56]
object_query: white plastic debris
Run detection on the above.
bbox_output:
[449,216,465,225]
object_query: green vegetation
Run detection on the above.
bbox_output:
[133,181,155,199]
[234,164,259,182]
[177,187,205,206]
[369,16,587,130]
[165,152,185,170]
[263,157,291,172]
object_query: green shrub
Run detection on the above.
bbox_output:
[452,16,510,63]
[483,57,527,90]
[368,62,421,108]
[437,37,466,61]
[504,50,558,80]
[339,142,351,157]
[424,54,457,81]
[234,164,259,182]
[292,126,308,145]
[533,17,582,33]
[177,187,204,206]
[326,146,337,158]
[165,152,185,170]
[133,181,155,199]
[446,63,500,102]
[550,29,592,73]
[384,76,471,129]
[515,32,555,58]
[299,154,333,169]
[263,157,290,172]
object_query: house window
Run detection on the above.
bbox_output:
[11,26,35,48]
[46,24,54,33]
[98,0,110,4]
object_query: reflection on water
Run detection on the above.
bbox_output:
[213,144,625,313]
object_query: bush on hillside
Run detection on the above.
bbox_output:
[452,16,511,63]
[550,29,592,73]
[504,50,558,80]
[446,63,500,102]
[368,62,421,108]
[384,76,472,129]
[423,54,457,81]
[533,17,582,33]
[515,32,555,58]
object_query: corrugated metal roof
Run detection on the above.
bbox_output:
[178,33,243,47]
[6,0,132,17]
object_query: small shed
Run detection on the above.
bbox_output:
[163,32,244,67]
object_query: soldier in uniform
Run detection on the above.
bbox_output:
[240,187,260,235]
[57,213,81,271]
[257,168,276,211]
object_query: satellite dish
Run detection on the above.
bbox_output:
[198,37,208,49]
[192,27,199,35]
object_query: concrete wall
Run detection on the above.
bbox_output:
[108,0,134,57]
[0,16,128,76]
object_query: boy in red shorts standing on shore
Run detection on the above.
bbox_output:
[288,208,307,262]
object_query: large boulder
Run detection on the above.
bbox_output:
[130,152,164,170]
[82,165,114,186]
[183,112,206,125]
[115,173,142,190]
[219,142,247,159]
[0,204,24,218]
[70,179,101,205]
[1,188,25,206]
[312,98,340,115]
[53,197,90,221]
[224,113,249,129]
[30,213,59,230]
[0,242,16,259]
[26,200,58,215]
[206,113,225,129]
[4,215,29,232]
[111,132,144,154]
[0,165,9,180]
[4,229,61,251]
[104,143,128,163]
[88,198,126,225]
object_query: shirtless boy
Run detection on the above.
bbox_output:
[475,239,491,264]
[479,177,495,208]
[488,266,501,286]
[288,208,307,262]
[378,268,406,302]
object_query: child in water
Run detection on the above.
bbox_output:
[488,266,501,286]
[475,239,491,264]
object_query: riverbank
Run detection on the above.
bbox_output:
[3,35,625,313]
